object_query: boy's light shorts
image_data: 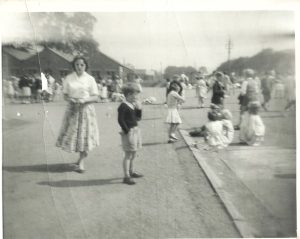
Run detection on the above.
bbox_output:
[120,127,142,152]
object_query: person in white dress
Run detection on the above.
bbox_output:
[166,81,185,143]
[195,76,207,108]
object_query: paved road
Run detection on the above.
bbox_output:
[175,87,296,237]
[3,90,240,239]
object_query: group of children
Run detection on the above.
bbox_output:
[188,104,234,150]
[117,76,266,184]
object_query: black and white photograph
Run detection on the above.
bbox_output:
[1,1,298,238]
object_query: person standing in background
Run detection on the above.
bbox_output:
[261,71,274,111]
[211,72,226,107]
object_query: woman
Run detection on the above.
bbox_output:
[56,56,100,173]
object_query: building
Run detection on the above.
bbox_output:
[2,45,133,82]
[135,69,156,81]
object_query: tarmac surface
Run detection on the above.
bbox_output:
[2,87,296,238]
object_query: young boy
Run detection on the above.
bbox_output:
[118,83,143,185]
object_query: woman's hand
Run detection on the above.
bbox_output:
[77,98,86,104]
[69,98,78,103]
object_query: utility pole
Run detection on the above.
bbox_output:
[225,38,233,72]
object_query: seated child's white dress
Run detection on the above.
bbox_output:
[205,121,228,149]
[222,119,234,146]
[240,112,265,146]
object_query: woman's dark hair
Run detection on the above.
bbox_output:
[167,80,183,96]
[72,56,89,71]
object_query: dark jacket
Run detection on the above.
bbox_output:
[211,81,225,105]
[118,102,142,134]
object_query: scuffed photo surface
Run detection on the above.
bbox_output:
[1,8,296,238]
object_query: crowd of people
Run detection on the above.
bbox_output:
[3,72,61,104]
[166,68,295,150]
[3,56,295,184]
[3,72,144,106]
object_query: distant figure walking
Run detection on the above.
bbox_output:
[195,76,207,108]
[284,73,296,111]
[261,71,274,111]
[56,56,100,173]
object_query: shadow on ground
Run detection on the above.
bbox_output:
[142,142,167,146]
[3,163,75,173]
[38,178,123,187]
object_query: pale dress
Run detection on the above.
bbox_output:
[240,112,265,146]
[166,91,184,124]
[56,72,100,152]
[205,121,229,149]
[195,79,207,98]
[222,119,234,145]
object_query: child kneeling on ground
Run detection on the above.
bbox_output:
[118,83,143,185]
[239,101,265,146]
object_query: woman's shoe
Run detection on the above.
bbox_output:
[74,167,85,173]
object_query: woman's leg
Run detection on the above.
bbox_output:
[77,151,88,171]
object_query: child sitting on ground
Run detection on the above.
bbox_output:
[189,104,222,137]
[221,109,234,146]
[240,101,265,146]
[204,111,229,149]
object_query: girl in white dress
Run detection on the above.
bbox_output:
[166,81,185,143]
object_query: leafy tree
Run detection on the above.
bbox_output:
[9,12,99,55]
[216,48,294,76]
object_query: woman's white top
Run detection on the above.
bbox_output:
[63,72,99,99]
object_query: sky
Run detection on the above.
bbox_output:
[92,11,294,71]
[0,11,295,72]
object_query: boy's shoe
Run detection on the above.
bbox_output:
[168,138,176,143]
[130,171,143,178]
[123,177,136,185]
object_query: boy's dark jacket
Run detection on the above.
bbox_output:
[118,102,142,134]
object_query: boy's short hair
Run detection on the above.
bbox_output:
[122,82,141,96]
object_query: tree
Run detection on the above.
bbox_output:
[10,12,99,55]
